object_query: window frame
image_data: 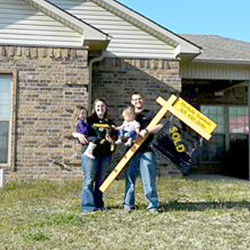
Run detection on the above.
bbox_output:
[0,70,17,171]
[198,104,249,166]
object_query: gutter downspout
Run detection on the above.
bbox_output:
[88,51,106,113]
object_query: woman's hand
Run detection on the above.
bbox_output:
[72,133,88,145]
[79,134,88,145]
[105,134,113,143]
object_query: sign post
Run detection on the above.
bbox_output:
[99,94,216,193]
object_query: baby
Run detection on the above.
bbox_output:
[114,106,140,147]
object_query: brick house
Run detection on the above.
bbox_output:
[0,0,250,180]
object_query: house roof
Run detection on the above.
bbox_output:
[181,34,250,65]
[23,0,202,59]
[93,0,202,59]
[23,0,111,50]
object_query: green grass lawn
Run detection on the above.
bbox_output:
[1,177,250,250]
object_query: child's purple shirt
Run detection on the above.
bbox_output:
[75,119,90,135]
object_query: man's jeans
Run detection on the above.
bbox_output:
[81,154,111,213]
[123,150,159,210]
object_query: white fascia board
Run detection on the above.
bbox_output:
[95,0,201,55]
[192,58,250,66]
[174,43,202,56]
[174,44,202,59]
[22,0,110,42]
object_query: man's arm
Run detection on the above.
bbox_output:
[140,124,163,137]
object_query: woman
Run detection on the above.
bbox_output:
[73,99,114,213]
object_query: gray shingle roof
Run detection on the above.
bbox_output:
[180,34,250,63]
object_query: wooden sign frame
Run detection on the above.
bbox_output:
[99,94,216,193]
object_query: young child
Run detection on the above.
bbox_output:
[114,106,140,147]
[73,106,98,159]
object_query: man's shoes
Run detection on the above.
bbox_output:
[148,208,160,214]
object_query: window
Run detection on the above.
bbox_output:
[198,106,225,164]
[229,106,248,134]
[197,105,249,166]
[200,106,225,133]
[0,74,11,164]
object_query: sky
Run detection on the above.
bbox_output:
[120,0,250,43]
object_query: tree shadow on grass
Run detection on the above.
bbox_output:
[160,200,250,212]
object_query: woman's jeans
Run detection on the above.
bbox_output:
[123,150,159,210]
[81,154,111,213]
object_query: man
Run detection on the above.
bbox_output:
[123,92,163,213]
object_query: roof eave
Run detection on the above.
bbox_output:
[192,58,250,66]
[22,0,111,47]
[174,44,202,61]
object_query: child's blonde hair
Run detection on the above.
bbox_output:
[122,106,135,120]
[71,106,88,132]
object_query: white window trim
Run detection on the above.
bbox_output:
[0,70,17,171]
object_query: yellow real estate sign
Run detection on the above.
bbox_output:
[173,97,217,135]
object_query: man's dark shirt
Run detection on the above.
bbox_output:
[135,109,155,152]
